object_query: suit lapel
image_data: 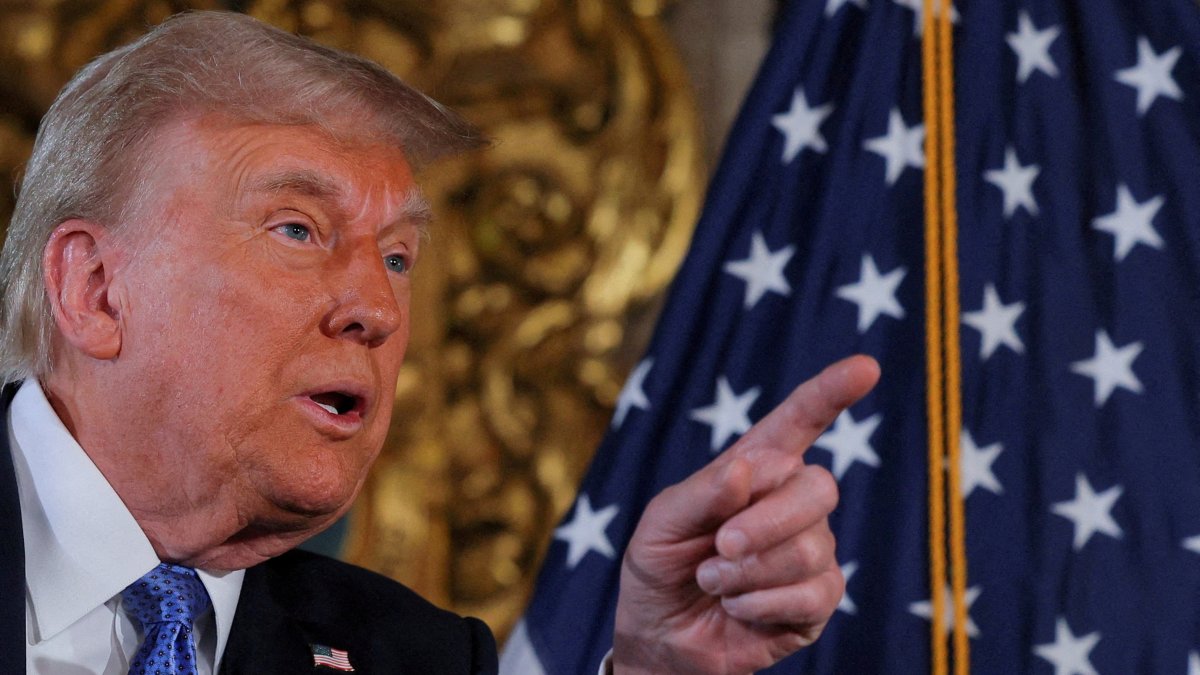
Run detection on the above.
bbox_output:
[222,563,387,674]
[0,380,352,675]
[0,384,27,674]
[220,563,316,674]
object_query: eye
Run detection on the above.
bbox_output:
[274,223,312,242]
[384,253,409,274]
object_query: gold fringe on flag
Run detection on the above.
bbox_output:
[921,0,970,673]
[920,0,948,669]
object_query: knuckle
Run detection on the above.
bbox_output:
[756,585,819,625]
[761,506,792,542]
[788,579,835,624]
[627,489,673,548]
[643,484,677,517]
[792,531,833,572]
[728,555,758,589]
[802,465,839,512]
[829,566,847,605]
[815,570,844,621]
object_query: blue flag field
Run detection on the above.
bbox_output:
[502,0,1200,672]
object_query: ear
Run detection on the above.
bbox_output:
[42,220,123,361]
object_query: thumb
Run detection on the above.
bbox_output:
[635,456,754,547]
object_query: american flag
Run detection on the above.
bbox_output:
[310,643,354,671]
[501,0,1200,672]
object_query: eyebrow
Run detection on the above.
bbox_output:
[249,169,341,201]
[249,170,434,233]
[396,186,434,235]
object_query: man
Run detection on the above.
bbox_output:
[0,10,879,674]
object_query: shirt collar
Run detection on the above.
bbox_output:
[198,568,243,669]
[10,379,244,655]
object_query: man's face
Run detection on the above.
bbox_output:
[102,116,422,566]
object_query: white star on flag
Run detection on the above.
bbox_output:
[1115,36,1184,116]
[813,409,882,479]
[771,88,834,163]
[825,0,867,17]
[958,429,1004,498]
[962,284,1025,360]
[837,561,859,614]
[612,358,652,429]
[1092,184,1164,262]
[908,584,981,637]
[553,494,619,569]
[863,108,925,185]
[1190,651,1200,675]
[1007,11,1060,83]
[723,231,795,309]
[836,254,907,333]
[1051,473,1124,551]
[690,376,760,452]
[984,147,1040,218]
[1183,533,1200,555]
[1033,618,1101,675]
[1070,329,1144,407]
[892,0,959,37]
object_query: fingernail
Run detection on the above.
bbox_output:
[718,529,749,557]
[696,563,721,593]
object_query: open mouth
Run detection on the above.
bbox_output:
[308,391,362,417]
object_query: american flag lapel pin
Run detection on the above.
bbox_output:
[310,643,355,672]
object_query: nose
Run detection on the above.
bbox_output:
[321,242,405,347]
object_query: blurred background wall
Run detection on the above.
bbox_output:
[0,0,778,642]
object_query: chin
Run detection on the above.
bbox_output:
[251,439,376,517]
[193,501,351,570]
[191,528,321,571]
[263,480,361,520]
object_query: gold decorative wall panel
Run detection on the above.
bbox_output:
[0,0,704,641]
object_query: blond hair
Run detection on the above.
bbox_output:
[0,11,482,383]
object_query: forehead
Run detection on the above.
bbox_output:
[142,115,423,223]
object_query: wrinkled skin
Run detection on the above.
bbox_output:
[40,112,879,672]
[42,115,422,570]
[613,356,880,674]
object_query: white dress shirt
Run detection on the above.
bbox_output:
[10,380,245,675]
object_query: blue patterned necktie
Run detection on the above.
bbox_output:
[121,563,211,675]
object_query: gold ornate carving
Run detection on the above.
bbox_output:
[0,0,703,641]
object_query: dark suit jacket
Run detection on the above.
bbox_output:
[0,386,498,674]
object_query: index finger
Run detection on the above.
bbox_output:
[720,355,880,476]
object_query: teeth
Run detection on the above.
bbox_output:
[315,402,339,415]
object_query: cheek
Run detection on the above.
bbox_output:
[228,422,381,518]
[141,277,305,389]
[120,242,404,514]
[117,254,330,466]
[379,336,408,383]
[381,284,412,370]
